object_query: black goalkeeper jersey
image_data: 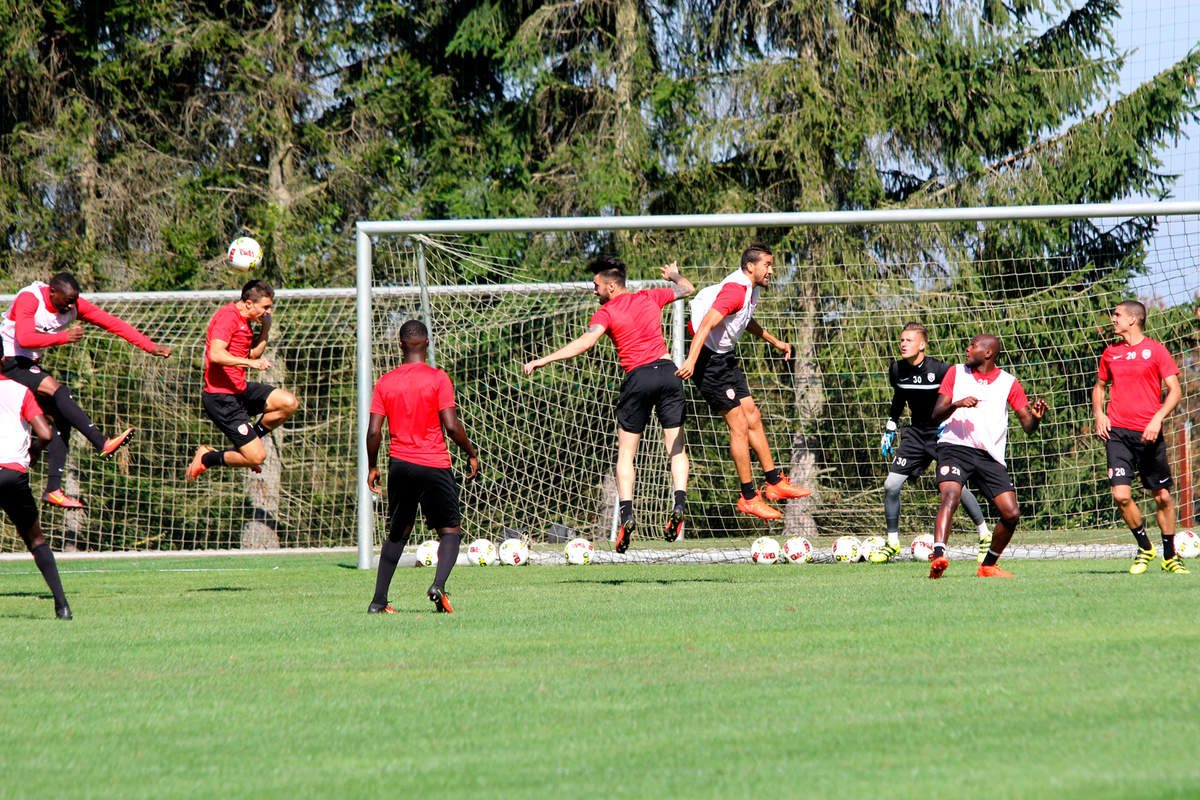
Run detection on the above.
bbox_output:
[887,356,951,431]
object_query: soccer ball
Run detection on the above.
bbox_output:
[859,535,886,562]
[782,536,813,564]
[414,540,439,567]
[467,538,498,566]
[1174,529,1200,559]
[227,236,262,271]
[832,535,860,563]
[911,534,935,562]
[750,536,781,564]
[498,538,530,566]
[564,538,593,565]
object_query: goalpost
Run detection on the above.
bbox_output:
[356,201,1200,568]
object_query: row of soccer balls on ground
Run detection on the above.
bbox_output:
[413,529,1200,567]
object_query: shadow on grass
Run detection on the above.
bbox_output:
[188,586,252,593]
[558,577,734,586]
[0,590,49,599]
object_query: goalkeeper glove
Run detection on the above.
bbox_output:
[880,420,898,459]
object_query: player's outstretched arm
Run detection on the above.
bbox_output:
[661,262,694,299]
[76,297,165,355]
[440,407,480,480]
[365,412,385,494]
[745,319,791,360]
[1091,377,1112,440]
[1016,398,1049,434]
[523,325,605,375]
[676,307,727,379]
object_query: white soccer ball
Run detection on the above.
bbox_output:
[750,536,781,564]
[782,536,813,564]
[414,540,439,567]
[1174,529,1200,559]
[832,535,860,563]
[467,538,498,566]
[498,538,530,566]
[564,538,593,565]
[227,236,262,272]
[859,535,886,563]
[911,534,935,562]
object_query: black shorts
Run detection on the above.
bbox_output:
[387,457,461,534]
[889,426,939,477]
[0,468,39,535]
[616,359,686,434]
[692,347,751,413]
[202,382,275,448]
[1,356,53,393]
[934,443,1016,503]
[1106,426,1172,490]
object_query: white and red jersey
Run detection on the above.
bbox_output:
[0,281,156,361]
[688,269,759,354]
[937,365,1029,466]
[0,377,43,473]
[1097,337,1178,432]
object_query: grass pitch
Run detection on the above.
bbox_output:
[2,552,1198,799]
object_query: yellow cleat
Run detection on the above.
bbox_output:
[1129,548,1155,575]
[1161,556,1190,574]
[868,544,900,563]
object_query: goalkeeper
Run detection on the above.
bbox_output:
[874,322,990,563]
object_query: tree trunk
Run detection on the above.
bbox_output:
[784,277,822,539]
[241,356,285,549]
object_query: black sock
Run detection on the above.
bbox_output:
[31,542,68,609]
[433,533,461,592]
[673,490,686,514]
[52,386,106,450]
[253,421,271,439]
[1131,524,1152,551]
[981,549,999,567]
[764,468,782,485]
[619,499,634,522]
[1163,534,1176,560]
[201,450,226,468]
[44,425,67,494]
[372,537,407,606]
[933,543,946,558]
[740,482,756,501]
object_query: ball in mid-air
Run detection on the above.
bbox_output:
[227,236,262,272]
[782,536,813,563]
[414,539,439,567]
[750,536,780,564]
[1174,529,1200,558]
[911,534,935,562]
[832,535,860,563]
[467,538,498,566]
[498,538,530,566]
[564,538,593,565]
[858,535,886,563]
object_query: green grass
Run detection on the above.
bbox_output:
[2,552,1199,799]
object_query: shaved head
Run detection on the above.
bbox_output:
[975,334,1001,358]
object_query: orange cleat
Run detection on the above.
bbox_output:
[100,427,134,459]
[367,602,397,614]
[977,564,1014,578]
[664,510,685,541]
[187,445,214,481]
[737,493,783,520]
[43,490,84,509]
[763,476,812,501]
[929,555,949,579]
[429,587,453,614]
[615,517,635,554]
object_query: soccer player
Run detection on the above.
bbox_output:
[928,334,1048,579]
[366,320,480,614]
[1092,301,1186,575]
[187,280,298,479]
[0,374,71,618]
[0,272,171,507]
[872,322,991,563]
[524,257,694,552]
[675,243,810,520]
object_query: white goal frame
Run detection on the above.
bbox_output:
[355,200,1200,568]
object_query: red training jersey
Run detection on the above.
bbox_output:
[588,288,676,372]
[370,362,456,468]
[204,303,255,394]
[1097,337,1178,431]
[1,283,157,360]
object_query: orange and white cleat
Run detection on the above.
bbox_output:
[187,445,214,481]
[43,490,84,509]
[737,493,782,520]
[976,564,1014,578]
[929,555,949,579]
[100,427,134,459]
[763,476,812,501]
[615,518,635,554]
[428,586,453,614]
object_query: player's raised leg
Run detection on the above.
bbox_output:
[722,403,780,520]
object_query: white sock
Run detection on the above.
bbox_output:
[978,522,991,538]
[886,531,900,548]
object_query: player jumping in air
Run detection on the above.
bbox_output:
[675,243,810,520]
[0,272,171,508]
[524,257,693,552]
[0,374,71,618]
[873,322,991,563]
[367,320,480,614]
[928,334,1048,579]
[187,280,298,480]
[1092,301,1187,575]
